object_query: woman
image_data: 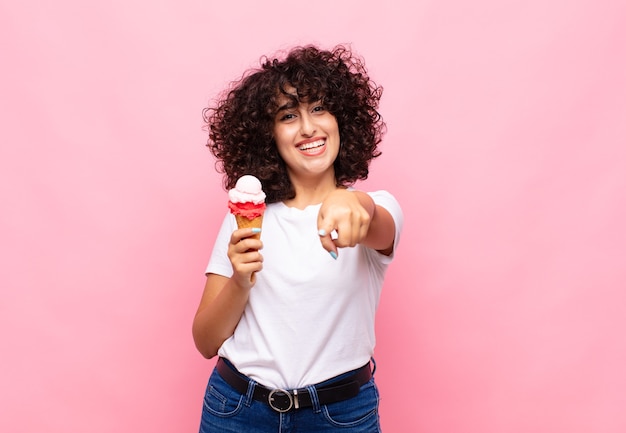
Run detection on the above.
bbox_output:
[193,44,403,432]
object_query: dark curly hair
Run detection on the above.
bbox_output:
[203,44,385,204]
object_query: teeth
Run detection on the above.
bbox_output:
[298,139,325,151]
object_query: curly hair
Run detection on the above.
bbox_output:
[203,44,385,203]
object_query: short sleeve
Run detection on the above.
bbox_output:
[205,213,236,277]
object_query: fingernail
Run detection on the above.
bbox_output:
[318,229,327,236]
[251,228,261,233]
[329,251,338,260]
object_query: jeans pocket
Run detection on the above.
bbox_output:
[321,379,380,429]
[202,369,245,417]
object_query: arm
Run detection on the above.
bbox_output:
[357,191,396,255]
[317,189,396,258]
[192,228,263,359]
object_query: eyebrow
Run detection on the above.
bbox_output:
[276,101,298,112]
[276,96,324,113]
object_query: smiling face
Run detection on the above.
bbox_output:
[272,90,341,185]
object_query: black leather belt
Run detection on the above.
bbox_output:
[216,357,372,412]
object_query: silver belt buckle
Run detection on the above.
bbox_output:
[268,388,293,412]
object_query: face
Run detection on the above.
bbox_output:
[272,91,340,183]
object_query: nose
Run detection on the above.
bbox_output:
[299,112,316,137]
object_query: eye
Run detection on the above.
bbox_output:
[279,113,296,121]
[312,105,325,113]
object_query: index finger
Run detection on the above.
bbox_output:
[230,227,262,243]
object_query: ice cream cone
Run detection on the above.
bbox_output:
[235,214,263,240]
[228,175,266,240]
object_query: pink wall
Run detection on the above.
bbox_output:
[2,1,625,432]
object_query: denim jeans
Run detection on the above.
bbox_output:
[198,364,381,433]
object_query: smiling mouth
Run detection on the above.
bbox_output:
[297,139,325,152]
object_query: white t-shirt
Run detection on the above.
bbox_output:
[205,190,403,389]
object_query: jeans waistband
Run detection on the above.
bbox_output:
[216,357,372,412]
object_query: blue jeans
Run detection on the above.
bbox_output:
[198,364,381,433]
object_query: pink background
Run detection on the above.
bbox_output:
[2,1,625,432]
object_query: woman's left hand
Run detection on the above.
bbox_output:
[317,189,375,258]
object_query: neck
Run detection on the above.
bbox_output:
[283,173,339,209]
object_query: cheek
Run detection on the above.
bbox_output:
[328,125,340,144]
[273,134,293,161]
[273,128,288,150]
[323,117,340,136]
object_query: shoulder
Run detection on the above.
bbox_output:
[367,191,403,220]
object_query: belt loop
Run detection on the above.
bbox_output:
[306,385,321,413]
[371,357,377,376]
[244,378,256,407]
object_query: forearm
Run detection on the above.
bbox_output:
[192,274,251,359]
[353,191,396,254]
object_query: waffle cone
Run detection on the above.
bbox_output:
[235,214,263,239]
